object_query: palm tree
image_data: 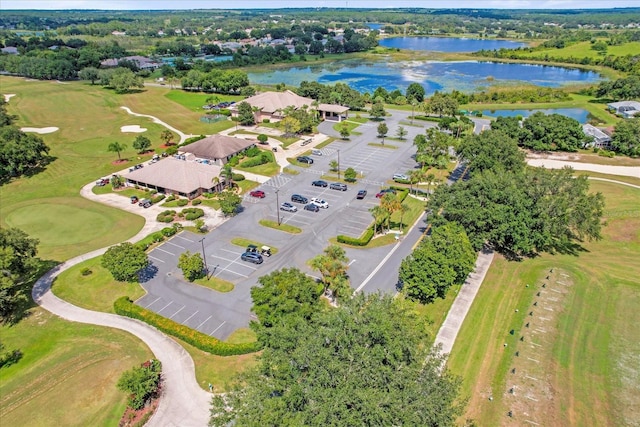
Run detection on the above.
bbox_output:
[398,204,410,233]
[409,169,424,195]
[380,193,401,231]
[220,164,234,189]
[369,205,387,235]
[425,173,436,197]
[107,141,127,161]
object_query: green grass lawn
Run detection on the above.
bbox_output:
[259,219,302,234]
[163,90,243,112]
[333,120,363,135]
[52,257,146,313]
[0,308,153,427]
[192,275,234,293]
[447,180,640,426]
[519,40,640,62]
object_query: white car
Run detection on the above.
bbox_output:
[311,197,329,209]
[393,173,409,181]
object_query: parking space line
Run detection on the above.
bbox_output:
[156,247,175,256]
[144,296,161,309]
[175,235,196,243]
[166,241,185,249]
[157,301,174,313]
[210,321,227,336]
[196,315,212,330]
[212,264,250,278]
[210,255,257,271]
[183,310,199,324]
[219,248,240,255]
[169,305,185,319]
[149,255,165,263]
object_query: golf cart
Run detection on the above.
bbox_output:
[246,244,271,257]
[261,246,272,257]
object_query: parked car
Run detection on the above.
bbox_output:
[241,252,263,264]
[301,138,312,146]
[311,149,322,156]
[376,188,396,198]
[304,203,320,212]
[246,244,259,253]
[134,164,144,170]
[280,202,298,212]
[95,178,109,186]
[139,198,152,208]
[291,194,308,204]
[296,156,314,164]
[130,196,139,204]
[250,190,266,198]
[329,182,348,191]
[393,173,409,182]
[310,197,329,209]
[312,180,328,187]
[356,190,367,199]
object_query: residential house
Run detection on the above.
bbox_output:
[233,90,349,122]
[607,101,640,119]
[582,124,612,149]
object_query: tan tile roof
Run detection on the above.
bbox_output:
[242,90,315,114]
[318,103,349,113]
[124,158,221,194]
[181,135,255,160]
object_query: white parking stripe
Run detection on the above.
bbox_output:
[169,305,185,319]
[144,296,161,309]
[157,301,174,313]
[210,321,227,336]
[175,235,196,243]
[166,241,185,249]
[196,315,212,330]
[156,247,175,256]
[183,310,199,324]
[149,255,165,263]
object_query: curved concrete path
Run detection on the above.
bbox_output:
[121,106,197,144]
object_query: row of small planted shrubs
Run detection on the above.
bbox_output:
[180,135,206,146]
[157,210,176,223]
[392,186,410,202]
[182,207,204,220]
[240,153,271,167]
[337,227,375,246]
[114,297,261,356]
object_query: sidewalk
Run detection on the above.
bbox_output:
[434,248,495,356]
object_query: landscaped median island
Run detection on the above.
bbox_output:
[259,219,302,234]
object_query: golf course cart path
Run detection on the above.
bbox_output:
[120,106,196,144]
[527,158,640,178]
[434,248,495,356]
[32,256,211,427]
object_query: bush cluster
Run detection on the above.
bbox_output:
[156,210,176,223]
[191,199,202,205]
[231,173,245,181]
[114,297,260,356]
[151,194,165,204]
[161,227,177,237]
[181,135,206,146]
[182,207,204,220]
[337,227,375,246]
[240,152,271,167]
[176,199,189,207]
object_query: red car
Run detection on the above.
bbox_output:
[250,190,266,198]
[376,188,396,198]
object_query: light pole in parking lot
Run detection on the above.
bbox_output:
[199,237,209,278]
[337,149,341,181]
[275,188,281,225]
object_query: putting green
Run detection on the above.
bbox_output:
[6,203,111,245]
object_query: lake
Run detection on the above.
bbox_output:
[247,59,602,96]
[379,36,527,52]
[480,108,591,123]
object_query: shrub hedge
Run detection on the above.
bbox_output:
[161,227,177,237]
[181,135,206,146]
[337,227,375,246]
[156,210,176,223]
[151,194,166,204]
[177,199,189,207]
[191,199,202,205]
[231,173,245,181]
[182,207,204,221]
[240,153,270,168]
[114,297,260,356]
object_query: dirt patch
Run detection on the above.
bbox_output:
[119,397,158,427]
[604,218,640,242]
[111,160,128,165]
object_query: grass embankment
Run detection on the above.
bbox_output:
[259,219,302,234]
[518,40,640,63]
[447,181,640,426]
[0,309,153,427]
[193,275,234,293]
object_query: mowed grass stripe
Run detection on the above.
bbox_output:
[447,181,640,426]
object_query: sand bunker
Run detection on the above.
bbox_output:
[21,127,59,134]
[3,94,16,102]
[121,125,147,133]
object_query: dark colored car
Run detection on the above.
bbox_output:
[280,202,298,212]
[312,180,328,187]
[304,203,320,212]
[376,188,396,198]
[291,194,308,204]
[356,190,367,199]
[329,182,347,191]
[296,156,314,164]
[249,190,266,198]
[130,196,139,204]
[241,252,263,264]
[246,244,258,253]
[138,198,152,208]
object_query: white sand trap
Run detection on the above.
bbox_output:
[3,94,16,102]
[121,125,147,133]
[21,127,59,134]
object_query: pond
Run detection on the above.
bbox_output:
[379,36,527,52]
[479,108,592,123]
[247,59,603,96]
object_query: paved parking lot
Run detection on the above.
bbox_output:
[135,110,439,340]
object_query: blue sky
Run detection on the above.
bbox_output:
[2,0,639,10]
